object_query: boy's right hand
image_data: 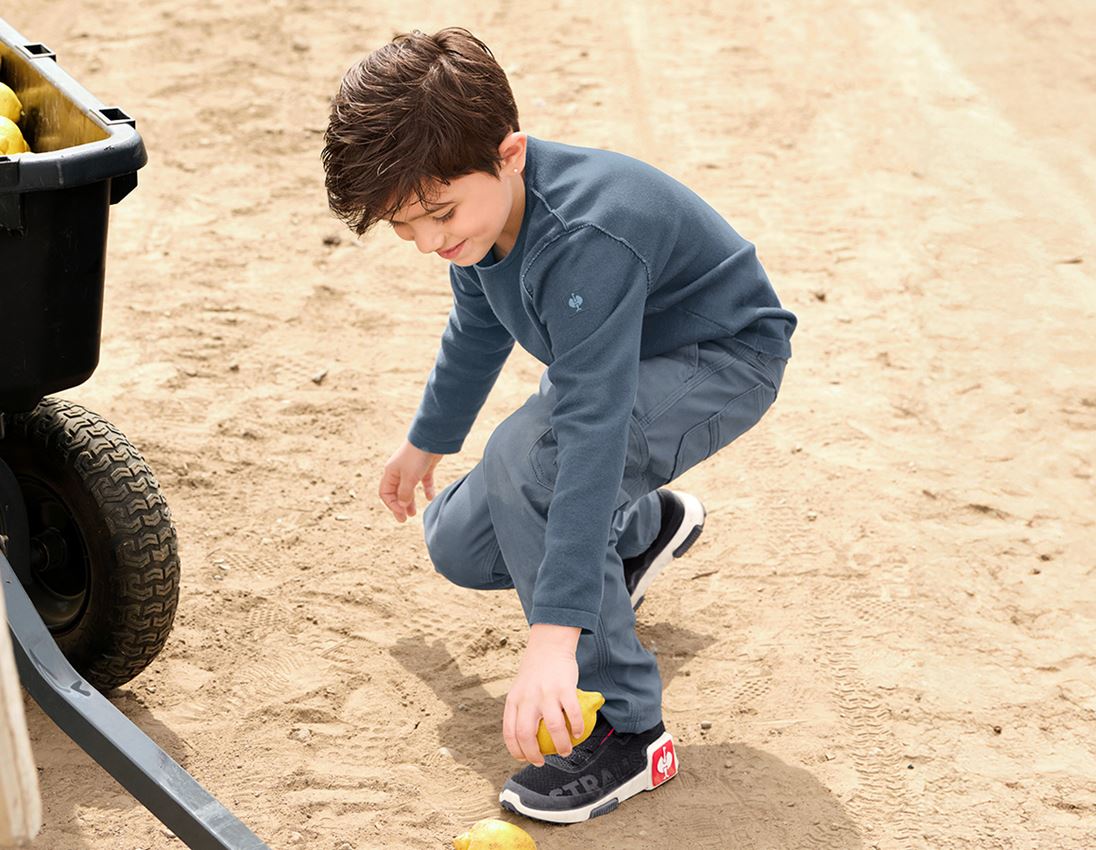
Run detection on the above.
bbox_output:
[379,439,444,522]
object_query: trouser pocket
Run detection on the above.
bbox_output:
[641,339,779,488]
[669,382,766,481]
[529,413,649,494]
[722,337,788,396]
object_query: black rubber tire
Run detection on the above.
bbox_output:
[0,397,180,692]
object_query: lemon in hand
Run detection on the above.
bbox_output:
[536,688,605,755]
[0,82,22,123]
[0,116,29,155]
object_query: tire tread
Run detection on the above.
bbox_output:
[8,398,180,691]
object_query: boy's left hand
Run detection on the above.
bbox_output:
[503,624,583,767]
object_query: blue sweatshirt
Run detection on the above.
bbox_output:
[407,134,796,633]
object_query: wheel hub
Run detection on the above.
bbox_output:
[17,477,90,632]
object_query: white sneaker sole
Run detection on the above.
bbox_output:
[497,731,679,824]
[629,490,706,609]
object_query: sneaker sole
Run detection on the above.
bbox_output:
[630,490,706,609]
[497,731,679,824]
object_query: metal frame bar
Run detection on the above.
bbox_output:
[1,552,271,849]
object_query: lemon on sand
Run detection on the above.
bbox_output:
[0,82,22,123]
[453,818,536,850]
[536,688,605,755]
[0,116,29,155]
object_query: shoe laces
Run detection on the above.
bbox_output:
[551,718,614,767]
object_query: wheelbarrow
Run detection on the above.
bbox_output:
[0,17,270,849]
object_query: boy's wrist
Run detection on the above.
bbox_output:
[528,623,581,652]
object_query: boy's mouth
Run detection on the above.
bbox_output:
[438,239,466,259]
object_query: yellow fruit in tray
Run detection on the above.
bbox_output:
[453,818,536,850]
[0,116,29,155]
[536,688,605,755]
[0,82,21,123]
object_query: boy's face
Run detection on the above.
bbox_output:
[385,132,527,266]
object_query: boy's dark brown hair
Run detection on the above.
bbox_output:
[322,27,520,236]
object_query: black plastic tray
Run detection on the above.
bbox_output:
[0,16,147,413]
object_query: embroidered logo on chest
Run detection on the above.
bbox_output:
[568,292,584,312]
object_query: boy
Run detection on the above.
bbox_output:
[322,27,796,824]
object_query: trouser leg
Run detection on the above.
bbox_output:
[614,492,662,560]
[424,443,664,731]
[478,374,665,734]
[423,465,663,591]
[423,463,514,591]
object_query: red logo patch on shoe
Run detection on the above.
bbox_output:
[651,739,677,787]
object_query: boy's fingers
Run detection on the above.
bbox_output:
[396,479,416,517]
[378,474,406,521]
[378,469,397,502]
[562,694,584,743]
[380,490,401,514]
[384,500,410,523]
[516,707,545,767]
[542,704,573,758]
[502,701,525,762]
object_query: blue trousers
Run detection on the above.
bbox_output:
[422,337,786,732]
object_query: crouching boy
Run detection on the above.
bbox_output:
[322,26,797,824]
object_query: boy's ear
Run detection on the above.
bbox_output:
[498,130,527,174]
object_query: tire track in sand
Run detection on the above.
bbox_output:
[814,605,926,850]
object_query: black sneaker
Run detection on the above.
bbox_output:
[498,716,679,823]
[622,489,706,610]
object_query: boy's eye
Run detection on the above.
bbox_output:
[388,207,455,228]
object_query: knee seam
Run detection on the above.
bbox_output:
[478,538,504,587]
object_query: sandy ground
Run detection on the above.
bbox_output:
[3,0,1095,848]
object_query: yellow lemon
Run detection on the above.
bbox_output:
[0,116,29,155]
[0,82,22,123]
[453,818,536,850]
[536,688,605,755]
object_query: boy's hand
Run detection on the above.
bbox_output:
[379,439,444,522]
[503,624,583,767]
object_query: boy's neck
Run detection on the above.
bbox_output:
[492,171,526,261]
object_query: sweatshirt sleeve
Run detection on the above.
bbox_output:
[524,225,648,633]
[407,265,516,454]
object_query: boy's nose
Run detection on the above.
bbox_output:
[417,232,445,254]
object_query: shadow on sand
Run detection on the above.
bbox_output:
[389,620,861,849]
